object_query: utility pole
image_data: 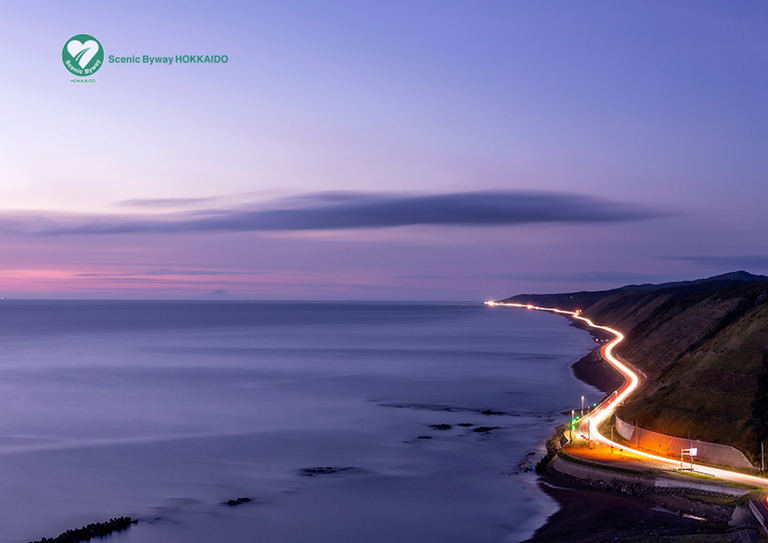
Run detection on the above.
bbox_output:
[762,441,764,472]
[570,409,574,442]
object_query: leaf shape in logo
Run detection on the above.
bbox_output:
[67,39,100,68]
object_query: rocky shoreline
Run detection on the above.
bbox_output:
[525,473,740,543]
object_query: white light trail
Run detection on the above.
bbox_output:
[494,302,768,488]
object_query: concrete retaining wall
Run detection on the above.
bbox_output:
[615,415,753,470]
[552,455,749,497]
[551,455,649,487]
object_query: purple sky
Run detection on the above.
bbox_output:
[1,1,767,299]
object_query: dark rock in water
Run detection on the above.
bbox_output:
[473,426,500,433]
[506,451,537,474]
[379,402,460,412]
[429,424,452,430]
[379,402,511,416]
[224,497,253,506]
[30,516,136,543]
[299,466,355,476]
[457,423,474,427]
[417,435,433,439]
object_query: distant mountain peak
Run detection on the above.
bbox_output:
[704,270,767,282]
[502,270,768,306]
[206,289,231,298]
[619,270,767,292]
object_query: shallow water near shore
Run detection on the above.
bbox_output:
[0,301,598,543]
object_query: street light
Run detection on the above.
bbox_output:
[581,395,584,417]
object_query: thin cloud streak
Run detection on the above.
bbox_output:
[0,191,669,236]
[663,255,768,268]
[115,197,218,208]
[76,269,268,277]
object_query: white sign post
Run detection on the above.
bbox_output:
[681,447,698,471]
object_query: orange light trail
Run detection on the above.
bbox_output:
[490,301,768,488]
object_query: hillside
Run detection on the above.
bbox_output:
[502,271,768,464]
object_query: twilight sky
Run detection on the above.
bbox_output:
[1,1,767,299]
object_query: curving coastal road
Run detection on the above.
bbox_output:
[486,301,768,491]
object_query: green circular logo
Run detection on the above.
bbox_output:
[62,34,104,76]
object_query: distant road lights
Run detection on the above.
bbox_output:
[526,304,533,310]
[484,300,497,307]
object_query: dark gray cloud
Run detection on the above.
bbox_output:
[396,271,668,284]
[490,271,667,283]
[4,191,669,236]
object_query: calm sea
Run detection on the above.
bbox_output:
[0,301,597,543]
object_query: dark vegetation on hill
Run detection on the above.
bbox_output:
[502,271,768,463]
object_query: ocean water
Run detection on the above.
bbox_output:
[0,301,598,543]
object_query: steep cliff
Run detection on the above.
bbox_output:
[502,272,768,463]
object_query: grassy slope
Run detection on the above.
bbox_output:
[503,275,768,463]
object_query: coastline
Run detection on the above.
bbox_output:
[525,474,732,543]
[523,319,749,542]
[518,318,628,543]
[571,347,624,396]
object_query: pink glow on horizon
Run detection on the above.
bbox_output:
[0,267,405,298]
